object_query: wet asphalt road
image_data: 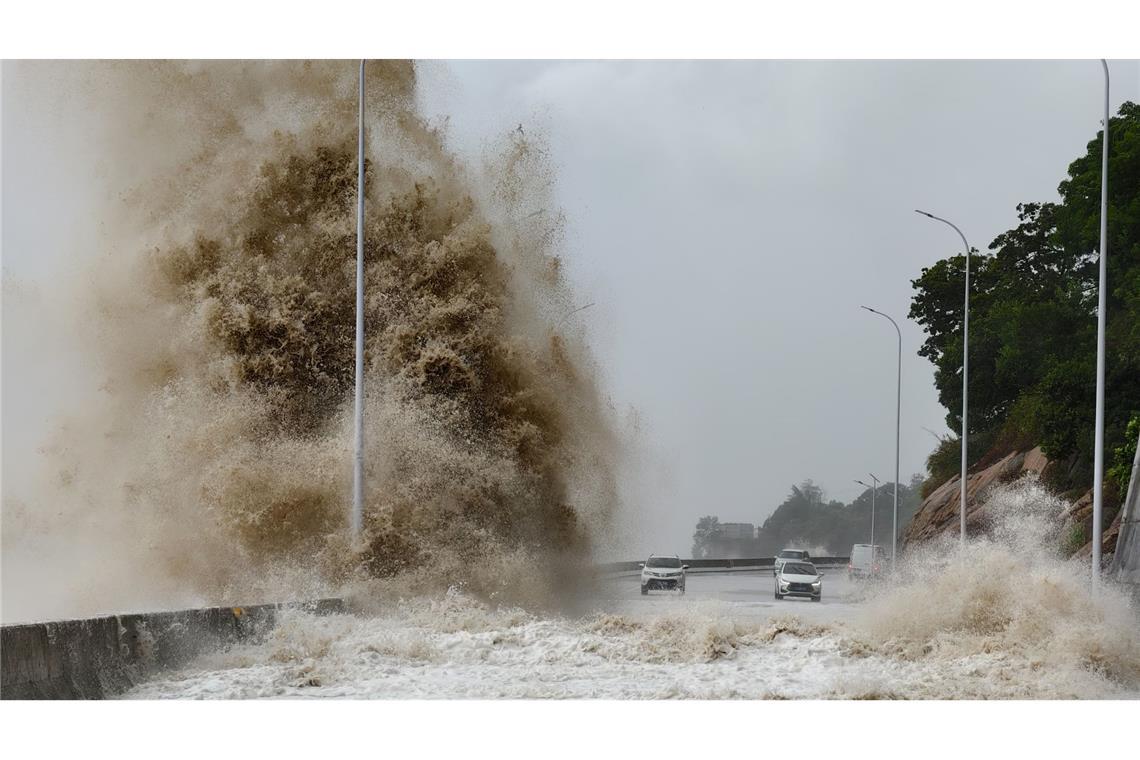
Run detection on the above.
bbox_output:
[595,568,867,624]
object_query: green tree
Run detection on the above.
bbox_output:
[910,102,1140,489]
[755,478,922,556]
[1108,415,1140,502]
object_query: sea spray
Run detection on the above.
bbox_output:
[124,475,1140,698]
[850,476,1140,694]
[2,60,619,620]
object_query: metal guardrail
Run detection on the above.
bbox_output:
[597,557,850,574]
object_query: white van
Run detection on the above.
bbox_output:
[848,544,885,580]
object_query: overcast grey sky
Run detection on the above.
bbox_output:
[418,60,1139,554]
[4,60,1139,558]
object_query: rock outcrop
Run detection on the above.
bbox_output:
[903,442,1129,563]
[902,447,1049,547]
[1071,510,1121,558]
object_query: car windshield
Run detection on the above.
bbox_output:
[782,563,816,576]
[646,557,682,568]
[778,550,805,559]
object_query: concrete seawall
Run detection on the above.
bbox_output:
[1,598,346,699]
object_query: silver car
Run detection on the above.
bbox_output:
[772,548,812,576]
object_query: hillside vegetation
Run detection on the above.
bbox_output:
[910,102,1140,514]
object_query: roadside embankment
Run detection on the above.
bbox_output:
[903,436,1140,601]
[1112,430,1140,588]
[902,447,1050,546]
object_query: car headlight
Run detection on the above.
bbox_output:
[812,581,821,588]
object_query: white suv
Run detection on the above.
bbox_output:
[640,555,688,595]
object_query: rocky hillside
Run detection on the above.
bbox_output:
[901,446,1122,558]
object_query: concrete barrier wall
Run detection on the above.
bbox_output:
[1111,427,1140,587]
[1,598,345,700]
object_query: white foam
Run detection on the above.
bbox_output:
[124,479,1140,699]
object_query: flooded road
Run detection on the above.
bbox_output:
[123,562,1140,699]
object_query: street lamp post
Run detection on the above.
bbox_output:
[557,302,595,327]
[870,474,879,547]
[860,306,902,570]
[855,476,880,547]
[352,59,366,541]
[1092,59,1110,592]
[914,211,972,550]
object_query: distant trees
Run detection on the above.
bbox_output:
[691,516,720,558]
[753,481,843,555]
[753,478,921,555]
[691,477,923,558]
[910,101,1140,504]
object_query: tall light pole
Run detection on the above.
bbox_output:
[557,302,595,327]
[855,476,880,547]
[861,306,902,570]
[352,59,366,541]
[1092,59,1110,591]
[914,211,971,550]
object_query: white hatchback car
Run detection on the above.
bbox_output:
[640,555,688,595]
[774,560,823,602]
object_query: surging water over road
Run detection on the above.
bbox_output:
[124,572,871,699]
[125,548,1140,699]
[122,482,1140,700]
[2,61,620,623]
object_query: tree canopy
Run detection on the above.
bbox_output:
[910,102,1140,499]
[754,478,923,555]
[689,477,922,558]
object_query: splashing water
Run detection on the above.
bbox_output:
[124,478,1140,699]
[6,64,1139,699]
[851,477,1140,696]
[2,61,619,622]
